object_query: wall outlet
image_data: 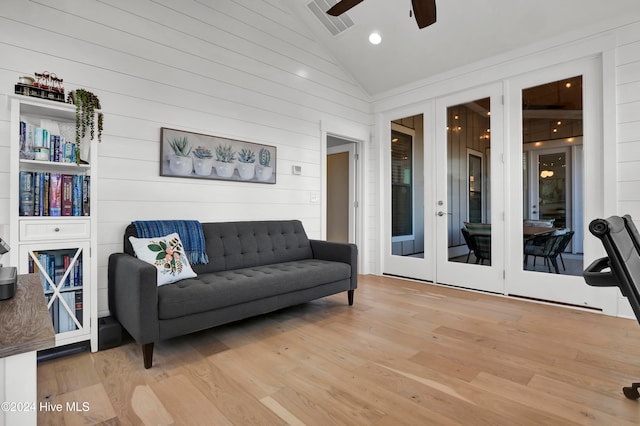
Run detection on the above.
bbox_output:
[292,165,302,175]
[310,192,320,203]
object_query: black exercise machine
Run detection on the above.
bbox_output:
[583,214,640,400]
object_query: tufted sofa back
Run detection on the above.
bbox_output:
[124,220,314,274]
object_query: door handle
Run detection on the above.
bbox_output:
[437,211,452,217]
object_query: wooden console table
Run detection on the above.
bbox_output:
[0,274,54,426]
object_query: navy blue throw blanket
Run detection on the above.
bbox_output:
[132,220,209,264]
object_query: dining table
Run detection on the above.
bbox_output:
[523,226,560,238]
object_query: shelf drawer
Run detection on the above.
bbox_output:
[20,219,90,241]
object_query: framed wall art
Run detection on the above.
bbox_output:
[160,127,276,184]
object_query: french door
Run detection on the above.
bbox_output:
[383,104,434,282]
[505,58,604,309]
[383,56,612,311]
[434,83,505,293]
[382,84,505,295]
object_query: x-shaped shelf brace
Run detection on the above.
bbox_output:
[29,248,83,331]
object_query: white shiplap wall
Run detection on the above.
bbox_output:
[0,0,372,316]
[614,20,640,318]
[616,21,640,218]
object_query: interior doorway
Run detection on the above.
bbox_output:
[327,136,357,244]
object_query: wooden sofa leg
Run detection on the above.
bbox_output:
[348,290,354,306]
[142,343,154,369]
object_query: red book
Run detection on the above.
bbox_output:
[61,174,73,216]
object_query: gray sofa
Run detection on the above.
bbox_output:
[108,220,357,368]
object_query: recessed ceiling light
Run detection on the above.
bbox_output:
[369,32,382,45]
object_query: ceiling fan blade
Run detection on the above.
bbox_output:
[327,0,365,16]
[412,0,437,28]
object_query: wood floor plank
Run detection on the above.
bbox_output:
[527,374,640,424]
[260,396,306,426]
[471,371,639,425]
[130,384,174,425]
[90,343,150,424]
[149,374,233,425]
[36,274,640,425]
[177,357,287,425]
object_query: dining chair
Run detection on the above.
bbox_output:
[554,230,574,271]
[461,228,476,263]
[523,233,565,273]
[461,228,491,265]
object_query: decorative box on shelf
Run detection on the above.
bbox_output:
[14,83,65,103]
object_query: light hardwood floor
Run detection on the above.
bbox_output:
[37,275,640,425]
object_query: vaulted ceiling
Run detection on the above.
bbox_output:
[282,0,640,97]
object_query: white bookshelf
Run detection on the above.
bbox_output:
[8,96,98,352]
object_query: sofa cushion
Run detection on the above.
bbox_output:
[129,233,197,286]
[157,259,351,320]
[194,220,314,274]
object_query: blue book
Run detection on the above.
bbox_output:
[33,172,41,216]
[19,171,34,216]
[72,175,83,216]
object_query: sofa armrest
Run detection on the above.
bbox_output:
[309,240,358,289]
[108,253,160,344]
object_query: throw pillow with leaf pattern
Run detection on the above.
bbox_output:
[129,233,197,285]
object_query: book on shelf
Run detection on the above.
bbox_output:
[20,121,79,164]
[33,172,41,216]
[43,173,49,214]
[82,176,90,216]
[35,250,83,292]
[44,293,85,334]
[45,294,59,333]
[72,175,83,216]
[55,290,83,333]
[74,256,82,287]
[37,253,51,292]
[75,291,83,327]
[19,171,34,216]
[61,174,73,216]
[49,173,61,216]
[63,254,71,287]
[18,172,89,216]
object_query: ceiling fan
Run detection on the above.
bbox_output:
[326,0,437,29]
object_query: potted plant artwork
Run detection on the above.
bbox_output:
[256,147,273,181]
[237,148,256,180]
[168,136,193,175]
[192,146,214,176]
[215,144,236,178]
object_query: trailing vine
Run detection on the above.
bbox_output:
[67,89,103,163]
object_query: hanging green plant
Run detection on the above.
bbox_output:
[67,89,104,164]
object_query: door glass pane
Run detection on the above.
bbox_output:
[392,130,413,237]
[391,115,424,258]
[522,76,583,275]
[447,98,491,266]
